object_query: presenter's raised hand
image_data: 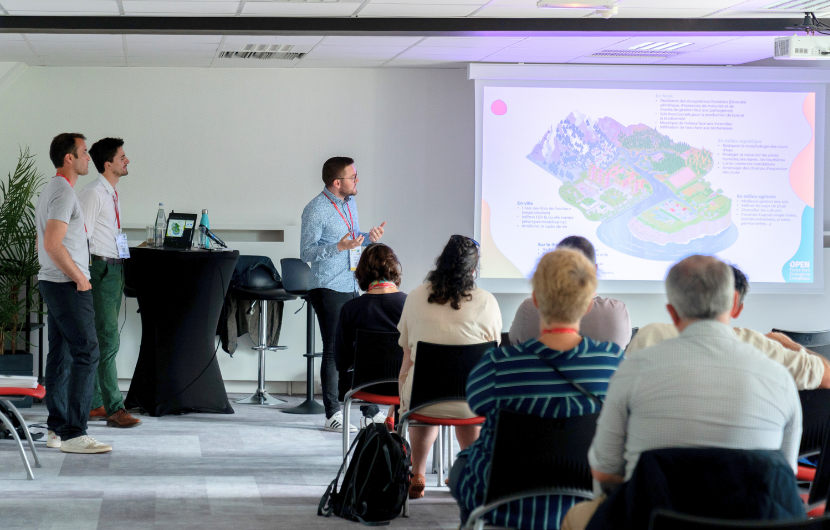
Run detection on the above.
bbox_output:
[369,222,386,243]
[337,233,364,252]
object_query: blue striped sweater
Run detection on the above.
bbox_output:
[457,337,625,530]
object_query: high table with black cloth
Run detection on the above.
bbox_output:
[124,247,239,416]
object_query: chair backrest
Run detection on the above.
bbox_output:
[650,509,828,530]
[408,341,497,413]
[807,401,830,505]
[798,389,830,457]
[484,409,598,505]
[772,329,830,359]
[280,258,310,294]
[352,330,404,392]
[500,332,510,347]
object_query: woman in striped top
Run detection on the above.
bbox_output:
[449,248,625,530]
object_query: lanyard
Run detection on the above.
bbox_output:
[112,189,121,230]
[55,173,74,188]
[367,280,396,292]
[325,194,355,239]
[541,327,579,335]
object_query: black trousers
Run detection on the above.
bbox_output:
[307,288,357,418]
[39,280,100,439]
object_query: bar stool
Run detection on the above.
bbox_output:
[231,267,297,405]
[280,258,325,415]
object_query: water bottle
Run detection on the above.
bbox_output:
[154,203,166,248]
[199,209,210,249]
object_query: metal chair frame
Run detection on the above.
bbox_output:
[649,509,830,530]
[0,386,44,480]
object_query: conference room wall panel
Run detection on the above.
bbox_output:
[2,64,829,387]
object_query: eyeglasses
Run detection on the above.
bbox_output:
[337,173,358,182]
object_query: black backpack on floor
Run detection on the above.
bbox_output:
[318,422,411,526]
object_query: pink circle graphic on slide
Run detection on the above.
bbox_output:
[491,100,507,115]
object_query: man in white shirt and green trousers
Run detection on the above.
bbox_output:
[78,138,140,428]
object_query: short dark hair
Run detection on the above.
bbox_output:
[731,265,749,305]
[89,137,124,174]
[556,235,596,265]
[322,156,354,187]
[355,243,402,292]
[49,133,86,169]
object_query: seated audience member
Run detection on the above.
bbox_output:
[509,236,631,348]
[333,243,407,427]
[450,249,625,529]
[397,235,502,500]
[628,265,830,390]
[561,255,802,530]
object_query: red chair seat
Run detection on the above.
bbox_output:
[407,413,485,426]
[0,385,45,400]
[351,391,399,406]
[798,464,817,482]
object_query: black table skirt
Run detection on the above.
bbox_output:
[125,248,239,417]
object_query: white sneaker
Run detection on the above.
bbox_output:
[324,411,358,433]
[360,411,387,428]
[60,435,112,454]
[46,430,61,448]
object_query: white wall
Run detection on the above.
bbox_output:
[3,64,830,388]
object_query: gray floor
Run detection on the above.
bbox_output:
[0,394,462,530]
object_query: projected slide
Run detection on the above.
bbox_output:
[481,86,816,284]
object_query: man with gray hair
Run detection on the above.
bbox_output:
[561,255,801,530]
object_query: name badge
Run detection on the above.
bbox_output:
[115,233,131,259]
[349,247,362,271]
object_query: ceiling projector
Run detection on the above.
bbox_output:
[774,35,830,60]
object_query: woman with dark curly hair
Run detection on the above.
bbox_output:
[333,243,407,428]
[396,235,502,499]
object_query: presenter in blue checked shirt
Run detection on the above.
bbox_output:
[300,156,386,433]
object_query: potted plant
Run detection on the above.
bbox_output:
[0,148,44,370]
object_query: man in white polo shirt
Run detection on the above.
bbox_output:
[78,138,140,428]
[37,133,111,454]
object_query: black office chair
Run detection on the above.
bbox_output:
[231,266,297,405]
[799,400,830,516]
[463,409,599,530]
[342,330,403,460]
[280,258,325,415]
[649,510,826,530]
[772,329,830,359]
[399,340,496,507]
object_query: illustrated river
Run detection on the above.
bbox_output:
[593,150,738,261]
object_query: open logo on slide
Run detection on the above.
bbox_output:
[491,100,507,115]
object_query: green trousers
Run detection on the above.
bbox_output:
[89,260,125,415]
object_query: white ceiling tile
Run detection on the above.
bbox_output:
[128,42,219,52]
[122,1,239,14]
[129,57,214,67]
[296,59,386,68]
[472,6,594,16]
[608,36,739,53]
[130,49,218,57]
[0,42,36,53]
[621,0,743,7]
[126,35,223,44]
[211,59,299,68]
[322,36,423,47]
[613,7,727,17]
[222,35,325,46]
[690,36,776,54]
[357,4,479,16]
[307,50,401,60]
[399,48,495,60]
[3,0,120,13]
[36,49,125,58]
[506,37,630,50]
[310,45,409,56]
[43,58,128,67]
[25,34,122,43]
[241,2,359,16]
[384,59,466,68]
[418,37,525,48]
[482,50,588,62]
[571,55,667,64]
[0,34,25,41]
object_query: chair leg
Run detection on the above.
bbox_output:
[401,419,410,517]
[431,436,440,474]
[447,426,454,475]
[436,425,444,487]
[236,300,285,405]
[343,398,351,463]
[0,399,40,469]
[0,409,34,480]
